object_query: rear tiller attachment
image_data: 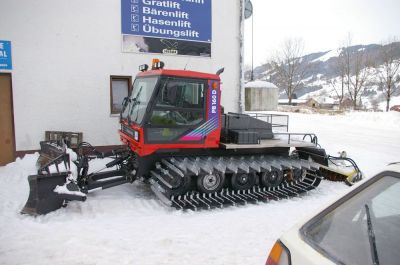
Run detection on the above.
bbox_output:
[295,146,362,186]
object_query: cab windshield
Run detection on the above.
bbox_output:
[121,76,158,124]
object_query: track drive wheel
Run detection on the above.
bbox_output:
[197,173,225,193]
[169,176,193,196]
[260,169,283,188]
[292,168,307,181]
[231,172,257,190]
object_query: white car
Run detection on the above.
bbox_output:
[265,163,400,265]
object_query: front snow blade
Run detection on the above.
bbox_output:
[21,173,87,216]
[21,172,69,215]
[22,141,87,216]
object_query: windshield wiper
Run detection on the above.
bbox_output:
[132,99,141,122]
[365,204,380,265]
[128,86,143,125]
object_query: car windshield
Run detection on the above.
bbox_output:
[301,174,400,265]
[121,76,158,124]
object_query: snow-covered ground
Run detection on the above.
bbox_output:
[0,112,399,265]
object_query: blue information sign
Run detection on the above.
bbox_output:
[122,0,212,42]
[121,0,212,57]
[0,41,12,70]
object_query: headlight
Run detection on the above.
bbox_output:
[121,125,139,142]
[265,241,291,265]
[134,130,139,141]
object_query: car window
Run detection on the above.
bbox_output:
[301,174,400,265]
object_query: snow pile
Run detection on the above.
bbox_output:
[0,154,39,219]
[65,147,78,177]
[0,112,399,265]
[53,183,86,197]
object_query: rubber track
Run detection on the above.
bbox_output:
[150,155,323,210]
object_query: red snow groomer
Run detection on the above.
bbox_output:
[22,59,362,215]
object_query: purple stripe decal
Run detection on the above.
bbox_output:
[180,80,219,141]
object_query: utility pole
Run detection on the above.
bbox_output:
[251,12,254,81]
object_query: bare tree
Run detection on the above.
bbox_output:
[347,48,373,109]
[341,34,353,107]
[327,34,357,109]
[331,33,371,110]
[377,38,400,111]
[336,33,372,110]
[328,79,344,108]
[328,47,349,109]
[270,38,309,105]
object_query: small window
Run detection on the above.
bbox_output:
[156,80,205,109]
[110,76,132,114]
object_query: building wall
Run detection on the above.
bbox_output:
[244,81,278,111]
[245,87,278,111]
[0,0,242,151]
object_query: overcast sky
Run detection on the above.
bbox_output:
[244,0,400,66]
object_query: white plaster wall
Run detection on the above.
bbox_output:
[0,0,241,151]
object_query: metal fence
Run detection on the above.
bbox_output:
[247,113,289,132]
[247,113,318,146]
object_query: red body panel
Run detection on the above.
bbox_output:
[119,69,222,157]
[119,122,221,157]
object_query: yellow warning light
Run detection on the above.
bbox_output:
[151,58,165,70]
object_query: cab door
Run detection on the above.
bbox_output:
[144,77,207,144]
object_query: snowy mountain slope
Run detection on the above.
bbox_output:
[247,42,400,110]
[311,49,341,63]
[0,111,399,265]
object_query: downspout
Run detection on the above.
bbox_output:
[239,0,245,113]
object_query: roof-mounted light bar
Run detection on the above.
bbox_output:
[138,59,165,72]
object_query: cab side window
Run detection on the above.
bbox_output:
[156,80,204,109]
